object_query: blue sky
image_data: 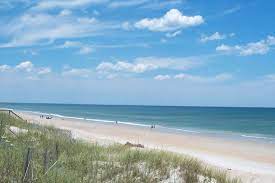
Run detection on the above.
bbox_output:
[0,0,275,107]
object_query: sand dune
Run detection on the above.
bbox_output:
[18,111,275,183]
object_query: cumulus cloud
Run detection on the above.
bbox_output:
[96,61,157,74]
[96,56,201,75]
[135,57,201,71]
[153,73,233,82]
[62,68,91,78]
[200,32,229,43]
[216,35,275,56]
[154,75,171,80]
[0,65,11,72]
[37,67,52,75]
[0,61,52,80]
[240,42,269,56]
[15,61,34,72]
[216,44,234,52]
[2,61,93,79]
[58,41,93,54]
[135,9,204,32]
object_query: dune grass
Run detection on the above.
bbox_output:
[0,112,241,183]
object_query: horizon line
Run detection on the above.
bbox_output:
[1,101,275,109]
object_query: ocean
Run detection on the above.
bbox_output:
[1,103,275,143]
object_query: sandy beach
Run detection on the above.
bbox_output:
[18,111,275,183]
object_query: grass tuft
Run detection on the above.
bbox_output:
[0,112,241,183]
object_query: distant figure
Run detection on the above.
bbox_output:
[115,120,118,124]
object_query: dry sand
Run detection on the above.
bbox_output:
[18,111,275,183]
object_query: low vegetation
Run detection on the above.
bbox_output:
[0,112,241,183]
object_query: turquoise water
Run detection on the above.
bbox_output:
[1,103,275,142]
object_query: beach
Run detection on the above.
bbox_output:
[17,111,275,183]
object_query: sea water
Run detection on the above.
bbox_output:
[1,103,275,143]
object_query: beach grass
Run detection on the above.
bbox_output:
[0,112,241,183]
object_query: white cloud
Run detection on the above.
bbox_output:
[154,74,171,80]
[141,0,183,10]
[15,61,33,72]
[77,17,97,24]
[223,5,241,15]
[165,30,182,38]
[240,41,269,56]
[37,67,51,75]
[96,56,201,75]
[78,47,93,54]
[23,49,38,55]
[216,35,275,56]
[33,0,106,10]
[135,9,204,32]
[59,9,72,16]
[109,0,148,8]
[153,73,233,82]
[58,41,149,53]
[0,65,11,72]
[0,12,115,48]
[0,0,31,9]
[59,41,80,48]
[58,41,93,54]
[267,35,275,45]
[216,44,235,52]
[96,61,157,74]
[173,73,233,82]
[200,32,227,43]
[135,56,201,71]
[121,21,133,31]
[62,68,91,78]
[0,61,52,80]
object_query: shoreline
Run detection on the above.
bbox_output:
[17,110,275,183]
[15,109,275,145]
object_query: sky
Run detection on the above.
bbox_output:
[0,0,275,107]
